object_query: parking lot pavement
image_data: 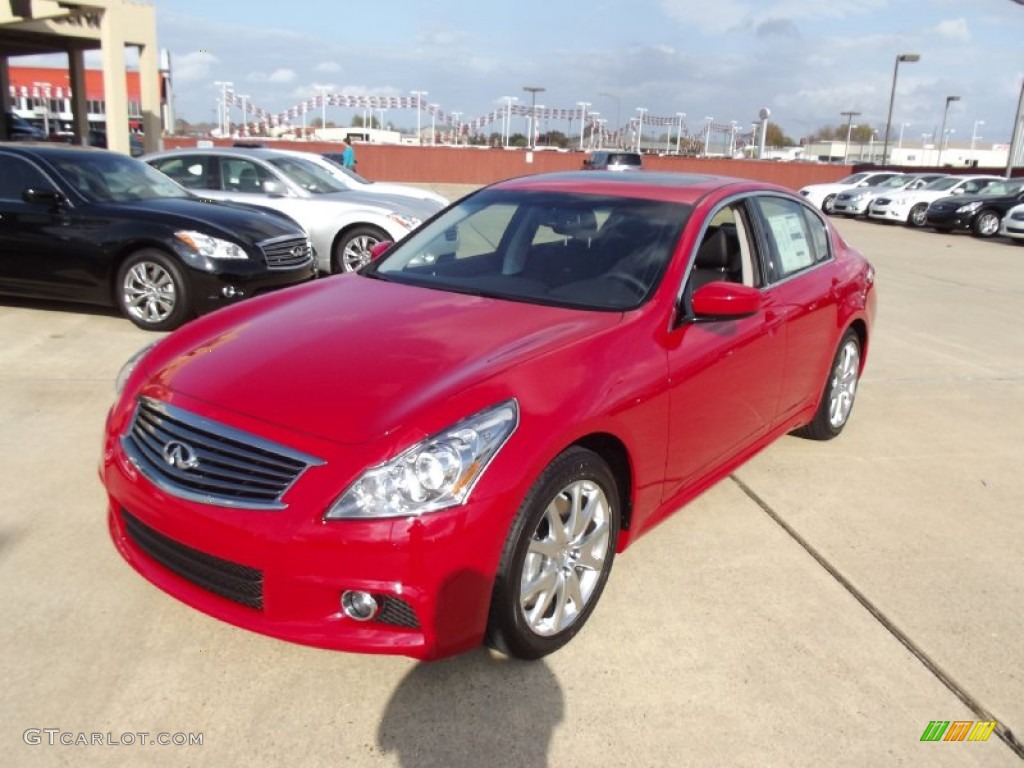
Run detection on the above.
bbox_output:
[1,220,1021,767]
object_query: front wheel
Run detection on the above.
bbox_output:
[908,203,929,228]
[116,249,192,331]
[821,194,837,215]
[487,447,620,659]
[332,225,388,273]
[794,329,861,441]
[972,211,1000,238]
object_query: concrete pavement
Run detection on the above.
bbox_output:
[1,214,1021,767]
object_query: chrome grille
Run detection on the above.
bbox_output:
[122,397,323,510]
[259,234,314,270]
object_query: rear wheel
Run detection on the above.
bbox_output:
[487,447,620,659]
[908,203,929,228]
[794,329,861,441]
[972,211,1001,238]
[332,225,388,273]
[116,249,192,331]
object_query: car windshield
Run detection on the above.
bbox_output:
[320,156,371,184]
[48,152,191,202]
[923,176,964,191]
[368,189,690,311]
[878,174,912,188]
[839,173,870,184]
[978,180,1024,197]
[267,156,348,194]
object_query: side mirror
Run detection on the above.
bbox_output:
[262,180,286,196]
[691,282,761,320]
[22,188,67,207]
[370,241,394,261]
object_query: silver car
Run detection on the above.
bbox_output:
[832,173,949,217]
[143,147,439,273]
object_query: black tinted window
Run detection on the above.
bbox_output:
[0,155,52,200]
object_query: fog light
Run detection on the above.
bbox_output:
[341,590,379,622]
[221,285,244,298]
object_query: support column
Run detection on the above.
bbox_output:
[0,57,10,139]
[99,7,130,154]
[68,47,89,145]
[137,40,161,153]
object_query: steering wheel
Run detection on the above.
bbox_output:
[604,270,648,296]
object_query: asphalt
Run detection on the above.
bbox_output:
[1,201,1021,767]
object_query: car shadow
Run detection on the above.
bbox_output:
[0,296,121,321]
[378,648,563,768]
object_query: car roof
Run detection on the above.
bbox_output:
[490,171,790,205]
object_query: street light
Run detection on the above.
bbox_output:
[577,101,590,150]
[881,53,920,166]
[411,90,428,145]
[428,104,438,145]
[599,92,620,145]
[635,107,647,152]
[703,116,714,156]
[937,95,960,166]
[501,95,518,147]
[675,112,686,154]
[451,111,462,146]
[841,110,861,163]
[971,119,985,150]
[236,94,250,137]
[729,120,739,156]
[522,86,545,149]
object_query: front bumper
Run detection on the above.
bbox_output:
[867,202,908,223]
[99,394,511,660]
[924,211,973,231]
[832,198,870,215]
[188,261,317,316]
[1001,218,1024,240]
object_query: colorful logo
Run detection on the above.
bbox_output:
[920,720,997,742]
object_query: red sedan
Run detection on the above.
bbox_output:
[101,172,876,660]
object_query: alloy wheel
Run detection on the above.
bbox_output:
[828,338,860,428]
[122,261,177,325]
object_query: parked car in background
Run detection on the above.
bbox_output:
[144,147,434,273]
[0,144,315,331]
[831,173,948,217]
[101,171,875,661]
[581,151,643,171]
[925,178,1024,238]
[3,112,46,140]
[317,152,450,207]
[999,203,1024,243]
[799,171,901,215]
[867,174,1003,227]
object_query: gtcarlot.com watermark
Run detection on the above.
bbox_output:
[23,729,203,747]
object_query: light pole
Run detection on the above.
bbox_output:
[841,110,861,163]
[676,112,686,154]
[937,95,960,166]
[428,104,438,145]
[599,92,620,145]
[729,120,739,156]
[635,107,647,152]
[971,119,985,150]
[881,53,920,166]
[703,116,714,156]
[501,96,517,147]
[411,90,428,144]
[522,86,545,149]
[451,111,462,146]
[214,80,233,136]
[577,101,590,150]
[237,94,249,136]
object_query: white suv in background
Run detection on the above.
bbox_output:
[867,174,1003,227]
[799,170,901,215]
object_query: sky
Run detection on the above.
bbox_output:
[20,0,1024,144]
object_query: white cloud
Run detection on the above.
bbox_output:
[314,61,341,73]
[172,51,219,84]
[929,18,971,41]
[268,68,297,84]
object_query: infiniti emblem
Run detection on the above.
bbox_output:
[290,245,305,259]
[162,440,200,470]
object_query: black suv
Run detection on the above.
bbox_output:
[581,151,643,171]
[0,144,316,330]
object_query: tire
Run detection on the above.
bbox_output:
[794,329,861,441]
[486,447,620,659]
[821,194,836,215]
[908,203,929,228]
[972,211,1001,238]
[332,225,388,273]
[116,249,193,331]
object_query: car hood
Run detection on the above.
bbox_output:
[145,275,622,445]
[368,182,449,207]
[104,198,303,243]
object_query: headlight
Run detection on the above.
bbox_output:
[115,341,157,395]
[388,213,422,231]
[956,201,982,214]
[325,400,519,520]
[849,192,866,201]
[174,230,248,259]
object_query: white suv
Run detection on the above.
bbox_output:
[867,174,1003,227]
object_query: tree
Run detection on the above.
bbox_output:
[764,122,795,147]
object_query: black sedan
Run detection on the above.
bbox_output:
[0,144,316,330]
[925,178,1024,238]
